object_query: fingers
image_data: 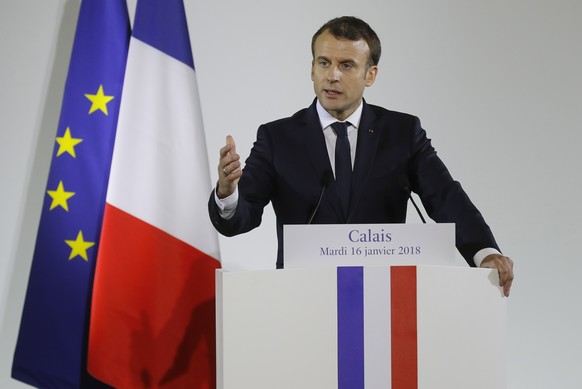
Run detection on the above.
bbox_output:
[500,256,514,297]
[219,136,236,162]
[217,135,242,198]
[226,135,236,153]
[480,254,514,297]
[219,135,241,176]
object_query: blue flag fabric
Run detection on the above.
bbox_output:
[132,0,195,69]
[12,1,130,387]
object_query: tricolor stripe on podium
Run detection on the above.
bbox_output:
[337,266,418,389]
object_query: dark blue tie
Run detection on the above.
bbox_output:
[331,121,352,216]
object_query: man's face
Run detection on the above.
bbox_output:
[311,30,378,121]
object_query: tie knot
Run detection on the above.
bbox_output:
[331,121,349,137]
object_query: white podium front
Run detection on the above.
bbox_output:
[216,265,506,389]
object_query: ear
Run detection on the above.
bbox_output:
[365,65,378,87]
[311,60,315,81]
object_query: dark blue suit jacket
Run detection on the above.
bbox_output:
[208,99,499,268]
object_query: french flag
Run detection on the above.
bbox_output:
[88,1,220,388]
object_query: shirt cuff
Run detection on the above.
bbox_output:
[473,247,502,267]
[214,186,239,220]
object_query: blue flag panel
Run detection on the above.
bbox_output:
[12,1,130,387]
[132,0,195,69]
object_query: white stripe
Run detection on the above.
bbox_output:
[364,266,392,388]
[416,266,507,389]
[107,37,219,258]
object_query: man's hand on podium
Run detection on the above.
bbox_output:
[480,254,514,297]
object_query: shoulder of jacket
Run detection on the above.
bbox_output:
[260,106,312,129]
[366,103,419,122]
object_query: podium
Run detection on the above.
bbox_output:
[216,265,506,389]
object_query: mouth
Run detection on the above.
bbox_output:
[324,89,342,97]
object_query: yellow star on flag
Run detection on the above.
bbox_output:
[84,84,114,115]
[55,127,83,158]
[65,230,95,261]
[47,181,75,211]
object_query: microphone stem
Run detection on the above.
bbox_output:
[409,194,426,223]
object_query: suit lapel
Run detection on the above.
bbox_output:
[300,102,331,175]
[348,101,379,221]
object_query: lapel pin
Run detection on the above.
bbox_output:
[368,128,374,133]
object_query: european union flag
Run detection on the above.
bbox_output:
[12,1,130,387]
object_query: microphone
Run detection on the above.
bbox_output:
[307,170,333,224]
[400,175,426,224]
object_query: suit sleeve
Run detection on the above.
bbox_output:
[407,117,499,266]
[208,125,275,237]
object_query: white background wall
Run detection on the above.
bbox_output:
[1,0,581,387]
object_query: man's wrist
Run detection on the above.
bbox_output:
[216,185,229,199]
[214,185,238,219]
[473,248,502,267]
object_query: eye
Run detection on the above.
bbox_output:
[341,62,354,70]
[318,59,330,68]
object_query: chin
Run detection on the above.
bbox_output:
[320,99,341,111]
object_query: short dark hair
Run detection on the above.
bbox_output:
[311,16,381,66]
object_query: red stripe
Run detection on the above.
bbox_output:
[88,204,220,389]
[391,266,418,389]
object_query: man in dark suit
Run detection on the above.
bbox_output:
[208,16,514,296]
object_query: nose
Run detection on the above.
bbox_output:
[327,65,340,82]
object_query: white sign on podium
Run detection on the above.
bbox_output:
[284,223,455,268]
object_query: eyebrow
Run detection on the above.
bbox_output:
[316,55,357,64]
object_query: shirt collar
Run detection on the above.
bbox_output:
[316,99,364,130]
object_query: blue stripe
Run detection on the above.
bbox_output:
[337,267,365,389]
[133,0,195,69]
